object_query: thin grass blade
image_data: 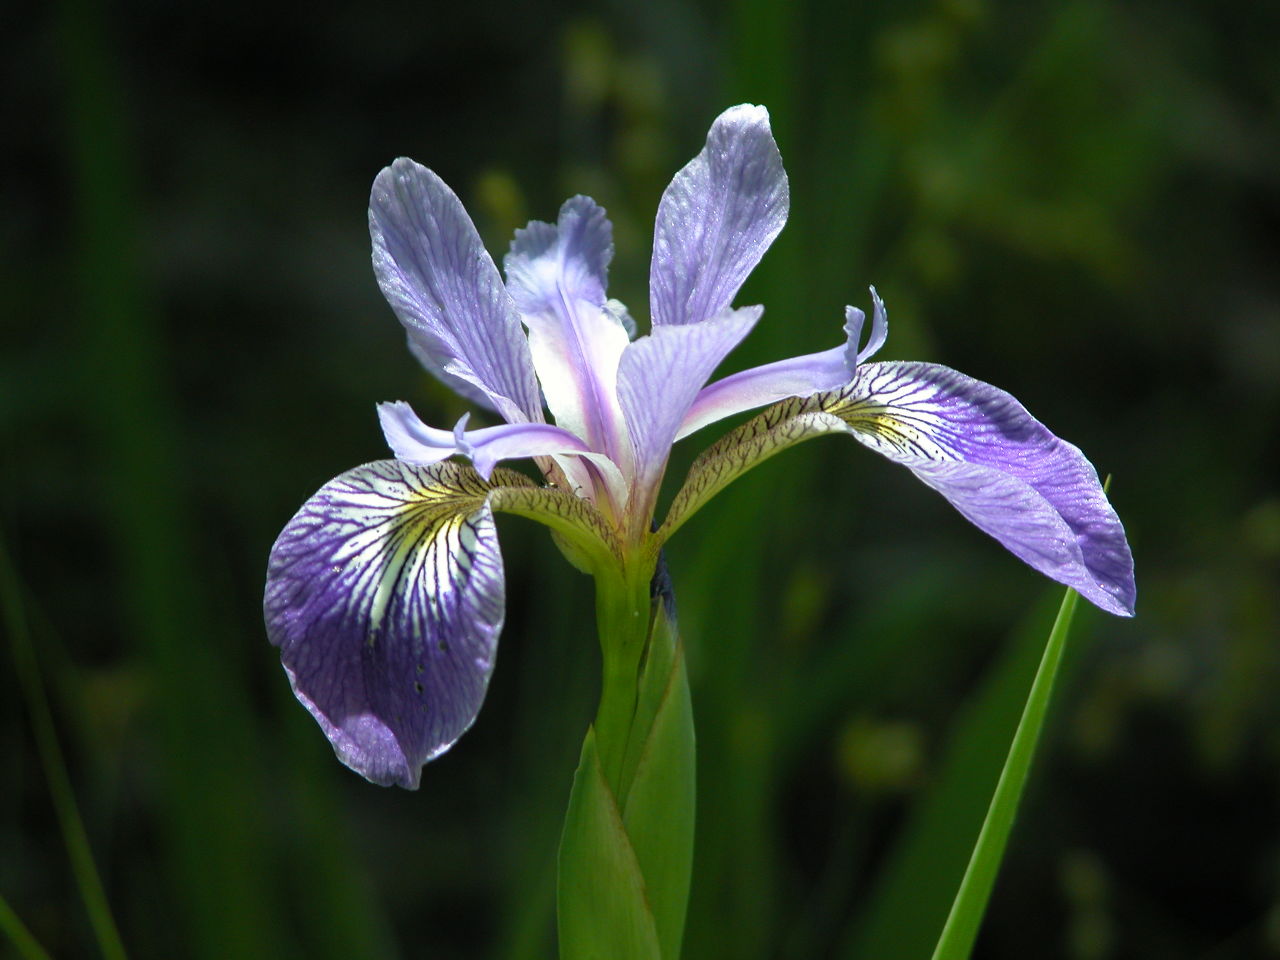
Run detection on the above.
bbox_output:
[0,534,129,960]
[930,584,1080,960]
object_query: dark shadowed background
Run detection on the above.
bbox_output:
[4,0,1279,957]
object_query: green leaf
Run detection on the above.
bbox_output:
[618,602,696,960]
[930,585,1081,960]
[558,729,663,960]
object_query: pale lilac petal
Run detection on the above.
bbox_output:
[675,288,890,439]
[675,295,881,440]
[370,159,542,422]
[264,461,506,789]
[675,345,850,441]
[851,287,888,365]
[377,401,598,480]
[650,105,788,327]
[836,362,1136,615]
[503,197,632,465]
[617,306,762,504]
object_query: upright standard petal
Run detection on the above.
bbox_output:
[504,197,632,465]
[370,159,542,422]
[265,460,510,789]
[828,362,1136,616]
[650,105,788,327]
[617,306,762,510]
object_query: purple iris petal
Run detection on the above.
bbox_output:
[503,197,632,465]
[839,361,1136,616]
[650,105,788,327]
[617,305,762,503]
[377,401,599,480]
[264,460,506,788]
[370,159,542,423]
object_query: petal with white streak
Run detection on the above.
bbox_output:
[378,402,631,508]
[503,197,632,465]
[650,105,788,327]
[370,159,542,422]
[264,461,507,789]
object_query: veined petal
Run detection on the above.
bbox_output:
[827,362,1136,616]
[617,305,761,508]
[661,362,1134,617]
[370,159,542,423]
[265,461,622,788]
[378,402,631,508]
[264,461,507,789]
[503,197,632,466]
[650,105,788,327]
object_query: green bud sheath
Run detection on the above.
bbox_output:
[558,556,695,960]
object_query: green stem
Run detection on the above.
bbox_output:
[0,534,130,960]
[930,586,1080,960]
[592,566,655,796]
[558,555,696,960]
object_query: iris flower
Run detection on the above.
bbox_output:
[265,105,1135,789]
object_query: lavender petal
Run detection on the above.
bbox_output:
[370,159,542,422]
[650,105,788,327]
[503,196,632,465]
[617,305,761,507]
[830,362,1136,616]
[675,291,888,440]
[264,460,508,789]
[377,400,609,480]
[675,343,850,441]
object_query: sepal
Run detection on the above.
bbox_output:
[264,460,506,788]
[265,460,622,789]
[558,571,695,960]
[660,363,1136,616]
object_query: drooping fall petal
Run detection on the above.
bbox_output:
[662,361,1135,617]
[265,461,508,788]
[830,361,1135,615]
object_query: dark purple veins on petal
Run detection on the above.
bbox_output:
[828,362,1137,616]
[264,460,505,788]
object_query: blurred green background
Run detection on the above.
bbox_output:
[4,0,1278,957]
